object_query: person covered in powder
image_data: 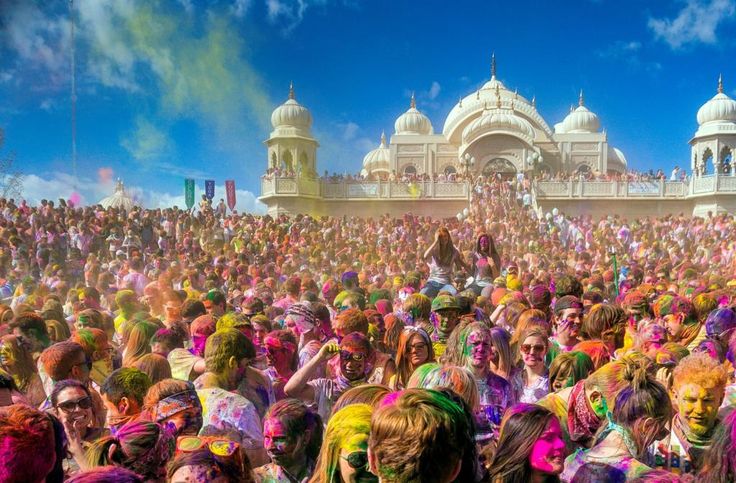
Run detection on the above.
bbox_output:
[653,293,703,351]
[429,293,462,359]
[255,398,323,483]
[546,296,584,365]
[443,320,515,443]
[285,332,373,423]
[193,328,267,467]
[653,353,728,474]
[368,389,476,483]
[421,227,470,298]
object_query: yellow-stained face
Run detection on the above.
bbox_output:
[676,383,724,437]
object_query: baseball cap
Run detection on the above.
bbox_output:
[431,294,460,312]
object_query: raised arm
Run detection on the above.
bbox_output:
[284,342,339,401]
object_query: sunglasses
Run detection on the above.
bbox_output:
[57,396,92,413]
[520,344,546,354]
[341,450,368,469]
[176,436,240,457]
[339,350,366,362]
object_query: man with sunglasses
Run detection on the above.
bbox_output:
[285,332,372,423]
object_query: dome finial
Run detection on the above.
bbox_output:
[491,52,497,79]
[514,87,518,99]
[718,74,724,94]
[458,96,462,107]
[532,94,536,107]
[476,90,480,100]
[410,92,416,109]
[380,130,387,147]
[289,81,295,100]
[579,89,584,106]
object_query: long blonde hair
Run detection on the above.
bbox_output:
[309,404,372,483]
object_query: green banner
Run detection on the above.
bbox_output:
[185,179,195,209]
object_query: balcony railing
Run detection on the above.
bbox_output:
[261,177,469,200]
[261,174,736,202]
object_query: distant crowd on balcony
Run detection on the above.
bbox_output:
[263,164,696,186]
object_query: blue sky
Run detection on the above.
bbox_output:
[1,0,735,212]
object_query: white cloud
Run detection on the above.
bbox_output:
[428,81,441,100]
[39,98,57,112]
[0,2,71,88]
[265,0,358,33]
[177,0,194,13]
[649,0,736,49]
[230,0,253,17]
[19,171,266,214]
[340,121,360,141]
[597,40,661,72]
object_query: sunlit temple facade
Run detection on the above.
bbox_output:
[260,59,736,218]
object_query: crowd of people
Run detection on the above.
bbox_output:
[2,173,736,482]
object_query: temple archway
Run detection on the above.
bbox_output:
[482,157,517,177]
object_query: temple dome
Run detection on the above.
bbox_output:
[271,83,313,130]
[697,75,736,126]
[362,132,391,173]
[559,91,600,133]
[462,104,535,144]
[394,94,433,135]
[98,180,137,211]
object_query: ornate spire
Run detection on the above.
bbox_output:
[718,74,724,94]
[410,92,416,109]
[289,81,295,100]
[491,52,496,79]
[514,87,518,100]
[476,90,480,100]
[578,89,584,106]
[458,96,462,107]
[532,94,536,107]
[380,130,387,147]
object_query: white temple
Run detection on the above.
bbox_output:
[98,179,137,211]
[260,58,736,218]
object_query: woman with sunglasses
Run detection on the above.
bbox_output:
[511,326,550,404]
[255,398,323,483]
[50,379,105,474]
[310,403,376,483]
[389,327,435,390]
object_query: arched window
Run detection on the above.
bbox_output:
[403,165,417,176]
[282,151,294,171]
[720,147,732,175]
[299,152,309,176]
[443,165,457,176]
[702,148,713,176]
[576,164,591,174]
